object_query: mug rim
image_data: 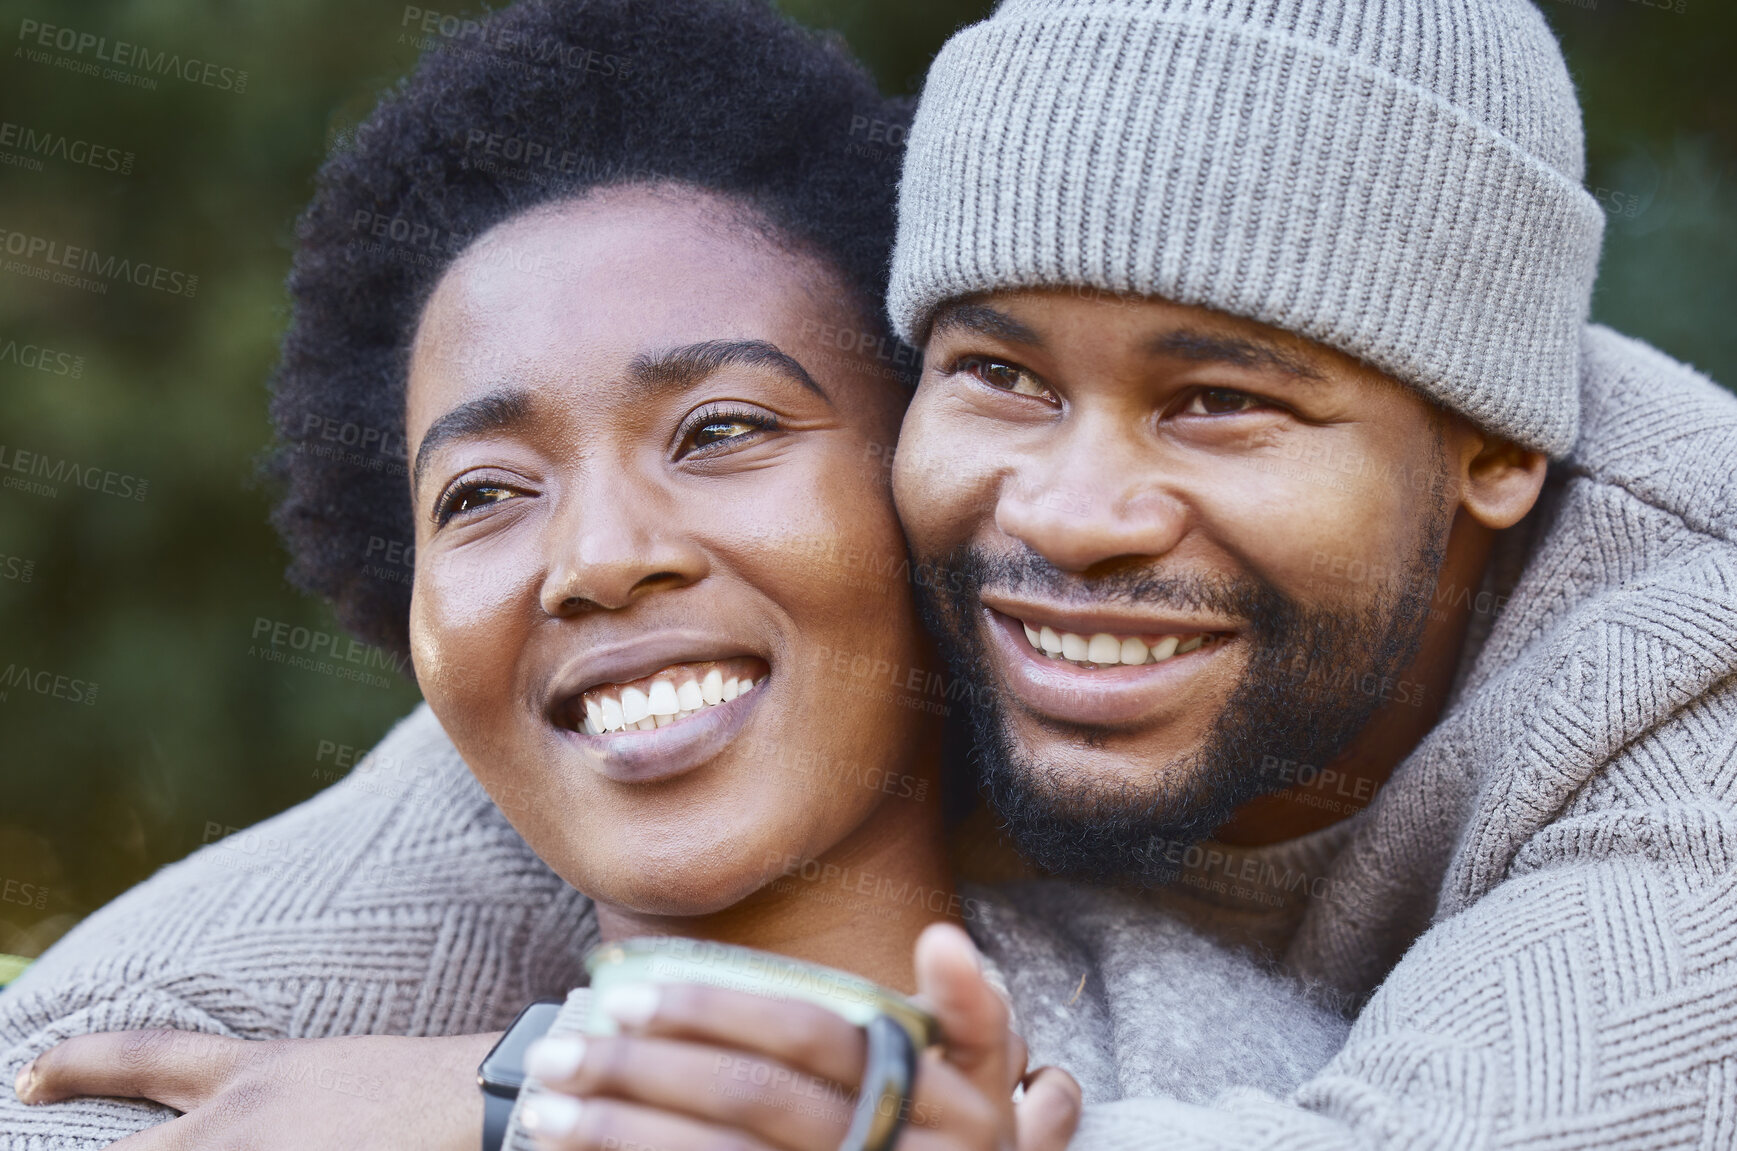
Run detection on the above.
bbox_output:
[585,935,940,1050]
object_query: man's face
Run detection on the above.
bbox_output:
[893,289,1458,880]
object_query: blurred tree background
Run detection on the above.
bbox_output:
[0,0,1732,962]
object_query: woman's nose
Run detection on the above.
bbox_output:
[537,476,709,614]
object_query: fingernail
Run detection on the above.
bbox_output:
[521,1092,583,1138]
[525,1036,586,1080]
[598,983,659,1028]
[13,1060,35,1104]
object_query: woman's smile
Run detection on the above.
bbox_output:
[544,640,772,783]
[570,657,768,735]
[554,667,768,784]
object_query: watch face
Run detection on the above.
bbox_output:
[479,999,565,1095]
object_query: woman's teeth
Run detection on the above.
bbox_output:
[580,663,766,735]
[1020,621,1215,668]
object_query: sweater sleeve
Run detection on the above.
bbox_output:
[1070,836,1737,1150]
[1,704,595,1150]
[1,979,217,1150]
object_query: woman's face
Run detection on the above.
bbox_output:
[405,185,936,917]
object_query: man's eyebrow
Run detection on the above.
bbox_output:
[412,387,535,495]
[1147,329,1325,381]
[625,339,828,402]
[927,304,1043,347]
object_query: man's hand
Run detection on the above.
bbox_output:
[518,923,1081,1150]
[12,1028,500,1150]
[915,923,1080,1151]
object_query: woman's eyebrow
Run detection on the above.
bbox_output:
[412,386,535,495]
[626,339,830,403]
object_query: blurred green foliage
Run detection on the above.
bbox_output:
[0,0,1732,958]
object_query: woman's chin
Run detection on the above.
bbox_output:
[596,867,777,922]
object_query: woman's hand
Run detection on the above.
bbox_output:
[13,1028,499,1150]
[518,923,1081,1151]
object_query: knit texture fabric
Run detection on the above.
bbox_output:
[887,0,1605,455]
[0,711,1344,1149]
[0,711,598,1148]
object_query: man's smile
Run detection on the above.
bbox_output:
[1013,619,1220,668]
[978,602,1240,728]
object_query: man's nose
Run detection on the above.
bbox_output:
[538,471,709,614]
[994,420,1186,573]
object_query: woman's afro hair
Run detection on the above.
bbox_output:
[267,0,909,663]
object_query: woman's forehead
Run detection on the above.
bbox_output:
[404,189,860,444]
[413,188,837,373]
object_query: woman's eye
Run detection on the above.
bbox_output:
[689,418,760,450]
[960,356,1053,400]
[436,483,517,523]
[1185,388,1267,416]
[677,408,776,456]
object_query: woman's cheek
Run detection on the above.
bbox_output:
[764,474,909,619]
[769,521,925,721]
[409,552,535,736]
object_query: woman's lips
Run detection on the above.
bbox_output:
[552,656,770,784]
[981,607,1234,727]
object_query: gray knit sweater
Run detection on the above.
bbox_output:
[0,711,1347,1146]
[5,325,1734,1149]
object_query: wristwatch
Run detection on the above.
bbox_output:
[478,998,565,1151]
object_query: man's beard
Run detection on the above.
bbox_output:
[915,512,1449,886]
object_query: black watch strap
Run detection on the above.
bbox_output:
[482,1089,518,1151]
[478,998,565,1151]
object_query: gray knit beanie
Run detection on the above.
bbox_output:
[888,0,1605,455]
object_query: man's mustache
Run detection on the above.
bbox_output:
[935,543,1285,627]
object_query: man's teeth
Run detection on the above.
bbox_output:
[1021,622,1213,667]
[579,663,765,734]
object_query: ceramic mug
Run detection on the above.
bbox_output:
[586,936,939,1151]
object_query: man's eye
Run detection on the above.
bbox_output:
[436,483,517,524]
[960,356,1052,400]
[1185,388,1267,415]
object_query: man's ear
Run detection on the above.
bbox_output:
[1457,425,1549,530]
